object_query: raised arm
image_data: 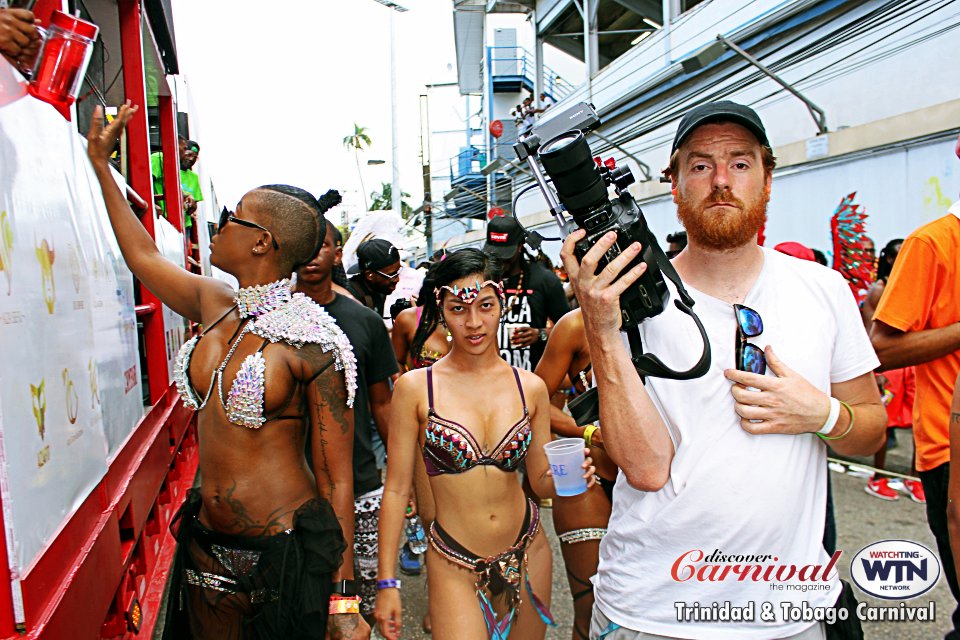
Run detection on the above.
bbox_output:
[374,372,423,640]
[86,104,232,323]
[560,230,673,491]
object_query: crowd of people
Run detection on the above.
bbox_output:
[83,91,960,640]
[512,93,555,133]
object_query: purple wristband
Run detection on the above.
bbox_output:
[376,578,401,590]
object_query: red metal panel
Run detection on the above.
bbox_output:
[158,95,184,233]
[118,0,169,405]
[10,389,197,639]
[0,488,18,637]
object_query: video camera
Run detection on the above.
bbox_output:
[513,102,711,424]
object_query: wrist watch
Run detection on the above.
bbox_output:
[331,579,358,597]
[538,328,548,342]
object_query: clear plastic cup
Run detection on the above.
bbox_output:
[544,437,587,496]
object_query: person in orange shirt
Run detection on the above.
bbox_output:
[861,239,924,502]
[871,131,960,639]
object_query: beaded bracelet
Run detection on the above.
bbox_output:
[583,424,599,447]
[817,400,855,441]
[328,596,361,615]
[376,578,401,590]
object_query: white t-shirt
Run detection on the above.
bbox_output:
[593,248,879,639]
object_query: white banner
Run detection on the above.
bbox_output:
[0,70,143,571]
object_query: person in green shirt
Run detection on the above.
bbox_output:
[150,136,204,225]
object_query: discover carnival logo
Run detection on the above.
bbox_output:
[850,540,940,599]
[672,549,841,585]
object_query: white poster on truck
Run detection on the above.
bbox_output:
[0,81,142,571]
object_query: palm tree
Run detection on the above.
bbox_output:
[343,124,372,210]
[369,182,413,219]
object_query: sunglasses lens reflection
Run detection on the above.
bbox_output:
[739,343,767,375]
[735,305,763,338]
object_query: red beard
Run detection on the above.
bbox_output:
[677,187,769,251]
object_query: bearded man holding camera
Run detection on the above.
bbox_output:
[560,102,887,640]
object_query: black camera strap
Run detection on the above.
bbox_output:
[568,239,713,427]
[625,237,712,381]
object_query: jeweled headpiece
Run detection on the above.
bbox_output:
[435,279,504,307]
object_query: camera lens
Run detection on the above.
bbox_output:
[538,131,610,219]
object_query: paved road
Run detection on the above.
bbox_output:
[386,429,954,639]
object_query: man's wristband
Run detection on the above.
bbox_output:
[328,596,361,615]
[817,400,855,441]
[817,397,841,435]
[583,424,599,447]
[331,579,358,596]
[376,578,401,590]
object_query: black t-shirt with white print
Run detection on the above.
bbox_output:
[499,262,570,370]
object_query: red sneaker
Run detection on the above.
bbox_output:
[865,477,899,501]
[902,479,926,504]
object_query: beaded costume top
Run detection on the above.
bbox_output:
[422,366,532,476]
[174,279,357,429]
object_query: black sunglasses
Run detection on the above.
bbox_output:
[734,304,766,375]
[218,207,279,250]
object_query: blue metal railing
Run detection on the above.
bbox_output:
[488,45,575,101]
[449,146,487,182]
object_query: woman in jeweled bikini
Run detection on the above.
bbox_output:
[86,105,368,640]
[374,248,596,640]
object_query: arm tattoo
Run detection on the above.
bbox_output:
[313,401,335,503]
[952,413,960,425]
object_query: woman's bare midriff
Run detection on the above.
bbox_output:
[195,412,319,536]
[429,467,531,557]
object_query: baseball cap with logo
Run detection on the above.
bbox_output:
[482,215,526,260]
[671,101,769,153]
[348,238,400,275]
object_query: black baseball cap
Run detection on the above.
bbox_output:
[482,216,526,259]
[671,101,769,153]
[348,238,400,274]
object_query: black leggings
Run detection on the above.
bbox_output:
[919,463,960,639]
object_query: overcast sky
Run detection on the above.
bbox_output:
[170,0,462,213]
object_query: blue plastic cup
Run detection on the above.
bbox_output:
[544,437,587,497]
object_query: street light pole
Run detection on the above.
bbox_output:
[390,10,401,216]
[369,0,407,216]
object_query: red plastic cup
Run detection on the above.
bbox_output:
[28,11,99,109]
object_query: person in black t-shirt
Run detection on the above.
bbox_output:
[482,216,570,370]
[297,221,398,621]
[346,238,402,318]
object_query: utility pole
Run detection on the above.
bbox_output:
[420,93,433,256]
[369,0,408,216]
[390,10,401,216]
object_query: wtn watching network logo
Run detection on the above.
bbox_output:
[850,540,940,600]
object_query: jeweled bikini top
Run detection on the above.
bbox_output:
[422,366,532,476]
[174,279,356,428]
